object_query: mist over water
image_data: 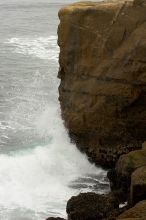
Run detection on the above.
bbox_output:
[0,0,109,219]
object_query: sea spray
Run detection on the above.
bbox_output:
[0,103,109,219]
[0,4,109,218]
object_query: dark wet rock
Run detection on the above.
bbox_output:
[107,169,117,190]
[114,147,146,194]
[106,142,146,208]
[67,192,119,220]
[130,166,146,205]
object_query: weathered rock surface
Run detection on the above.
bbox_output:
[66,192,119,220]
[117,200,146,219]
[107,141,146,207]
[114,148,146,191]
[130,166,146,205]
[58,0,146,166]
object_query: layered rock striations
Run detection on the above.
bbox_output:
[58,0,146,166]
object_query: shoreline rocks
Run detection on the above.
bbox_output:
[117,200,146,219]
[107,143,146,218]
[46,143,146,219]
[109,144,146,202]
[47,0,146,219]
[131,166,146,205]
[58,0,146,167]
[67,192,119,220]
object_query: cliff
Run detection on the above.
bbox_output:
[58,0,146,167]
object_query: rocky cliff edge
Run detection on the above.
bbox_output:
[58,0,146,167]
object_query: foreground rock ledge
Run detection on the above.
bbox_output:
[58,0,146,166]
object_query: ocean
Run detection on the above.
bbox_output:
[0,0,109,219]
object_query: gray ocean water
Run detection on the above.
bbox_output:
[0,0,109,219]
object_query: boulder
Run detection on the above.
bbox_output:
[117,200,146,219]
[114,148,146,191]
[66,192,119,220]
[116,149,146,177]
[58,0,146,166]
[130,166,146,205]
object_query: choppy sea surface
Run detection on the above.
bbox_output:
[0,0,109,219]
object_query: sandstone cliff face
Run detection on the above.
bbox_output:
[58,0,146,166]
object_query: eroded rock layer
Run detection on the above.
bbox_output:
[58,0,146,166]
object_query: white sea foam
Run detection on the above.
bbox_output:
[0,69,109,219]
[5,36,59,61]
[0,104,109,220]
[119,202,128,208]
[0,35,109,219]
